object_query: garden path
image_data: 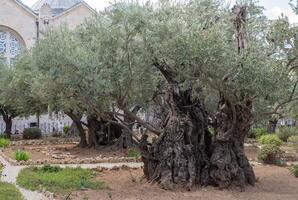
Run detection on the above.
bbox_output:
[0,154,143,200]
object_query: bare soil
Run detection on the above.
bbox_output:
[3,142,262,163]
[57,165,298,200]
[3,143,127,161]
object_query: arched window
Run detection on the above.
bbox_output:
[0,26,25,65]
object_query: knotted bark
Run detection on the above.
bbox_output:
[140,61,211,190]
[209,95,256,189]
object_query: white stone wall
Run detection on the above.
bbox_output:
[51,4,94,30]
[0,0,37,48]
[0,112,73,134]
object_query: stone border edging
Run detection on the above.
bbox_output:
[0,150,142,166]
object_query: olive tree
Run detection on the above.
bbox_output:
[19,0,295,190]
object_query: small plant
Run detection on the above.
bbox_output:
[40,165,62,173]
[277,127,298,142]
[23,128,42,140]
[0,163,3,175]
[258,135,283,146]
[127,149,141,158]
[250,127,268,139]
[257,144,282,164]
[0,138,10,148]
[291,165,298,178]
[14,151,30,162]
[63,126,71,135]
[288,135,298,148]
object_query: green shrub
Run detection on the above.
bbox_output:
[14,151,30,162]
[292,165,298,178]
[17,167,105,194]
[63,126,71,135]
[288,135,298,148]
[39,165,62,173]
[277,127,298,142]
[258,135,283,146]
[23,128,42,140]
[250,127,268,139]
[0,138,10,148]
[127,149,141,158]
[257,144,282,164]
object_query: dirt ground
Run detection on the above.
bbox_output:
[3,144,126,161]
[2,143,263,163]
[58,166,298,200]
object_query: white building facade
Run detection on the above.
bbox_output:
[0,0,95,134]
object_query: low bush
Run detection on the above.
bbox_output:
[249,127,268,139]
[52,132,61,137]
[292,165,298,178]
[277,127,298,142]
[127,149,141,158]
[23,128,42,140]
[39,165,62,173]
[257,144,282,164]
[0,138,10,148]
[14,151,30,162]
[258,135,283,146]
[17,167,105,194]
[288,135,298,148]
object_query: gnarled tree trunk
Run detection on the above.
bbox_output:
[209,95,255,189]
[140,61,211,190]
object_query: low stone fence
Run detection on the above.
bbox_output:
[10,138,79,146]
[0,150,141,166]
[281,152,298,162]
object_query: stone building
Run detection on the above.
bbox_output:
[0,0,95,134]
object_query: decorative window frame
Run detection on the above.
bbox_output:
[0,26,26,66]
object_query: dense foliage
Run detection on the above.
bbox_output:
[22,128,42,140]
[257,144,282,164]
[258,135,284,146]
[277,127,298,142]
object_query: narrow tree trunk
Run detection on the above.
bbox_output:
[87,115,99,148]
[209,95,255,189]
[73,120,87,147]
[267,118,278,133]
[4,118,12,138]
[65,111,87,148]
[36,112,40,128]
[120,106,141,149]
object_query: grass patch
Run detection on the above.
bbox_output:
[0,182,23,200]
[17,166,105,194]
[127,149,141,158]
[0,138,10,148]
